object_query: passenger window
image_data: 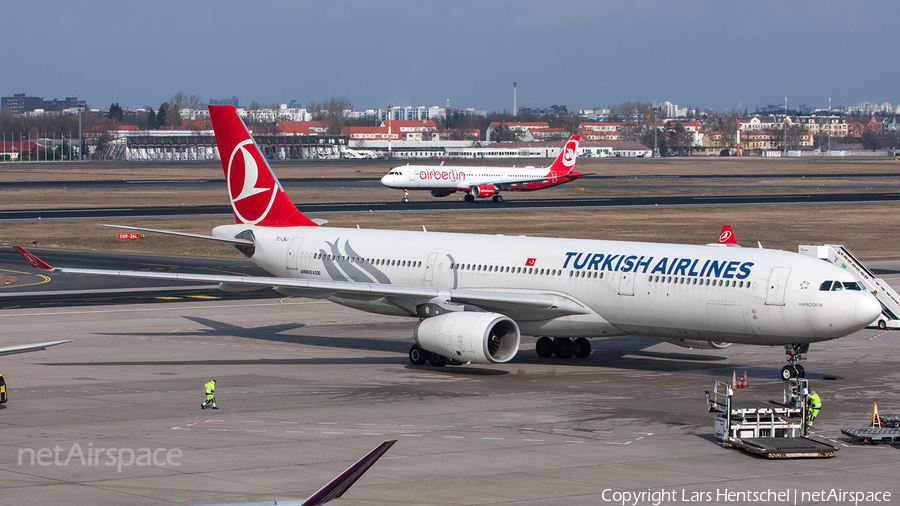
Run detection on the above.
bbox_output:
[832,282,843,291]
[819,281,833,291]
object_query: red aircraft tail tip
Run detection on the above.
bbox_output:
[12,246,54,270]
[207,105,318,228]
[718,224,738,245]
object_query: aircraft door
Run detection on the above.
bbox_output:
[765,267,791,305]
[409,169,416,181]
[286,237,304,270]
[617,271,636,296]
[424,252,438,283]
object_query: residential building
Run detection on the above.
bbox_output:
[343,126,401,141]
[845,116,884,137]
[1,94,86,113]
[378,120,438,141]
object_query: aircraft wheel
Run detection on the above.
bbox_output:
[879,320,887,330]
[554,338,574,359]
[892,420,900,428]
[427,352,447,367]
[492,194,503,203]
[794,365,805,378]
[535,337,554,358]
[780,365,795,381]
[402,197,409,203]
[573,337,591,358]
[409,344,428,365]
[465,194,475,202]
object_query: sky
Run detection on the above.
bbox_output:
[3,0,899,114]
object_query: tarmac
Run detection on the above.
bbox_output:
[0,259,899,505]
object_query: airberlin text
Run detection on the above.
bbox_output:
[563,252,753,280]
[418,169,466,181]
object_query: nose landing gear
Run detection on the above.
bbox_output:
[402,190,409,203]
[780,343,809,380]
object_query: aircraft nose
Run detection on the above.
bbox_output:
[856,292,882,324]
[380,174,391,186]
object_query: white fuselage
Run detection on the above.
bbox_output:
[214,224,881,346]
[381,165,556,190]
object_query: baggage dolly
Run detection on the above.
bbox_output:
[706,378,838,458]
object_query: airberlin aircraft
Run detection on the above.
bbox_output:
[15,105,881,380]
[380,135,582,202]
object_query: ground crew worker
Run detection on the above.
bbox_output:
[201,379,217,409]
[807,390,822,428]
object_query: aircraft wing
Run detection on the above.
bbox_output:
[0,340,72,357]
[186,440,396,506]
[13,247,590,320]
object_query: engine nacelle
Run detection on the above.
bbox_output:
[471,185,496,198]
[430,189,455,198]
[414,312,520,364]
[656,337,732,350]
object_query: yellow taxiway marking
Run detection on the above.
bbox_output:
[0,268,51,290]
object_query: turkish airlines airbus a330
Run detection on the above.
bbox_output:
[380,135,582,202]
[15,105,881,380]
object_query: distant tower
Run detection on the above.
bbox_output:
[513,82,517,117]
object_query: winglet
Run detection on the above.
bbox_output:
[12,246,54,270]
[300,440,396,506]
[718,225,739,246]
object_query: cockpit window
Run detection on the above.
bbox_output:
[831,282,843,291]
[819,281,833,291]
[842,281,862,291]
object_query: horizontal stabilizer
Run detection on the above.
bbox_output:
[0,340,72,357]
[100,224,254,246]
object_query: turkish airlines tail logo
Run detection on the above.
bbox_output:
[209,105,318,227]
[718,224,739,246]
[550,135,580,174]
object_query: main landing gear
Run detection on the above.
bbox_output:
[780,343,809,381]
[408,344,460,367]
[462,194,504,203]
[535,337,591,359]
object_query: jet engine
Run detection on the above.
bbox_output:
[414,312,520,364]
[430,189,456,198]
[656,337,732,350]
[471,185,496,198]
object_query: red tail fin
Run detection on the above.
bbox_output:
[208,105,318,227]
[548,135,580,175]
[718,224,739,246]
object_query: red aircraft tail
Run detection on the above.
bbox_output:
[208,105,318,227]
[718,224,739,246]
[547,135,580,175]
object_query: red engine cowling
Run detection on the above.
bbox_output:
[430,189,455,198]
[472,185,495,198]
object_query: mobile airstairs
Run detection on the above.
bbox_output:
[799,244,900,329]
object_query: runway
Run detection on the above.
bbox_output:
[4,191,900,221]
[0,250,899,505]
[3,172,900,190]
